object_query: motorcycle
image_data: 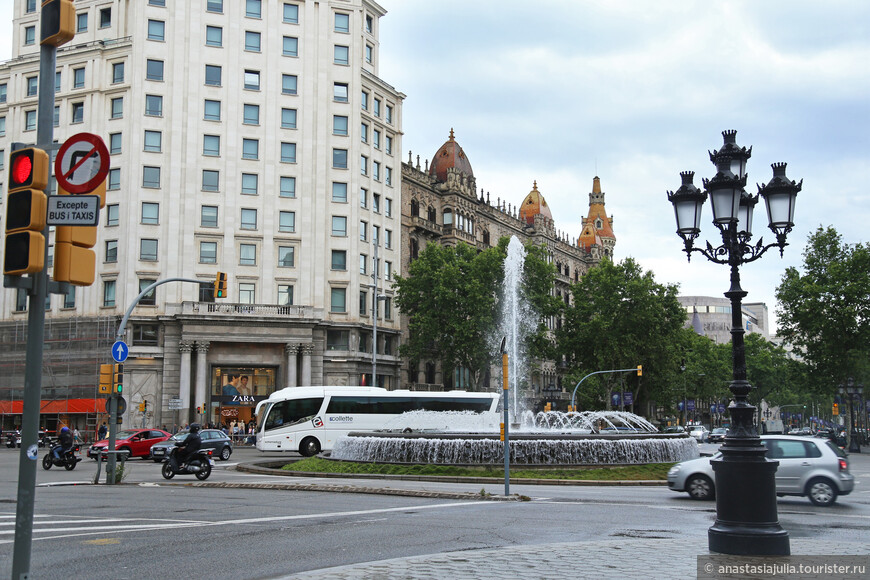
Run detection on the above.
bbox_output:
[161,447,213,481]
[6,432,20,448]
[42,444,82,471]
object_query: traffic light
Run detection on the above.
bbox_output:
[4,148,49,276]
[214,271,228,299]
[138,402,145,413]
[98,363,113,394]
[143,400,147,412]
[832,403,839,416]
[41,0,76,47]
[637,365,643,377]
[53,223,96,286]
[113,364,124,394]
[196,406,202,414]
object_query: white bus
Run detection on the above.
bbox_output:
[255,386,501,456]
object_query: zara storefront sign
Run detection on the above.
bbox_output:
[46,195,100,226]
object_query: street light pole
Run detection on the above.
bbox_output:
[668,130,801,556]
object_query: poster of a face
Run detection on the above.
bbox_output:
[212,367,275,404]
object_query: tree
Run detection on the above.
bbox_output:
[775,226,870,393]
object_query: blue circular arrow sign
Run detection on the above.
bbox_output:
[111,340,129,363]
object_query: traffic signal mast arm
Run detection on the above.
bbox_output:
[570,366,644,412]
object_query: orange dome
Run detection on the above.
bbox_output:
[429,129,474,183]
[519,181,553,225]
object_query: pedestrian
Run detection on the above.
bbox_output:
[73,427,81,443]
[98,422,108,440]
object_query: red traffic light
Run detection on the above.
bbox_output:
[12,155,32,185]
[9,148,49,190]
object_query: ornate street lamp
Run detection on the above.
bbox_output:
[667,130,802,556]
[839,379,864,453]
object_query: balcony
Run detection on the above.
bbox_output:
[410,215,442,237]
[169,302,323,320]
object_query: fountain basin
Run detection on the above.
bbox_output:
[331,432,698,466]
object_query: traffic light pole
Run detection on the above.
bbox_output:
[12,40,60,580]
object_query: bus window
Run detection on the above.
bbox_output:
[264,397,324,431]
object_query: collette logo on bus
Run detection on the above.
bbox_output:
[328,416,353,423]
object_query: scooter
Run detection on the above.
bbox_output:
[42,444,82,471]
[6,432,20,448]
[161,447,213,481]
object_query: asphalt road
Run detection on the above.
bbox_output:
[0,444,868,579]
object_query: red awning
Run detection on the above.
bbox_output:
[0,398,107,415]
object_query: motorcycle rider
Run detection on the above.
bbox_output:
[53,426,73,460]
[171,423,202,471]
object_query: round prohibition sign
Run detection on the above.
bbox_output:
[54,132,110,194]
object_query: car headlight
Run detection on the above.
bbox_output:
[668,465,681,476]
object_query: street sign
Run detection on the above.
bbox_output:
[687,399,696,411]
[623,392,633,406]
[718,404,726,414]
[611,393,621,407]
[111,340,129,363]
[54,133,110,194]
[46,195,100,226]
[168,397,183,410]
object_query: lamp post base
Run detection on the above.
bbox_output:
[708,449,790,555]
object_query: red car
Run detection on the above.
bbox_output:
[88,428,171,460]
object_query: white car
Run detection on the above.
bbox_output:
[688,426,709,442]
[667,435,855,506]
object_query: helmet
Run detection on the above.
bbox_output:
[189,423,201,433]
[60,427,70,434]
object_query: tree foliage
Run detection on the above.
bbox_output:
[775,226,870,393]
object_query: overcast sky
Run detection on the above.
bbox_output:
[3,0,868,333]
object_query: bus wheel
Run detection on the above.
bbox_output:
[300,437,321,457]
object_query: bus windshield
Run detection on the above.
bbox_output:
[264,397,324,431]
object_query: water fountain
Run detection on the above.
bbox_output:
[330,236,696,466]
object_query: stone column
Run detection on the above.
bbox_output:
[179,341,193,419]
[300,343,314,386]
[195,341,210,423]
[285,343,299,388]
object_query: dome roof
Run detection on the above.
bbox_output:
[429,129,474,182]
[519,181,553,225]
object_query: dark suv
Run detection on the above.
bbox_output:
[149,428,233,462]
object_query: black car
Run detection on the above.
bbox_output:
[707,427,727,443]
[150,429,233,462]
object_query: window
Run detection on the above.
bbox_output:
[112,62,125,83]
[26,0,37,13]
[146,59,164,81]
[283,36,298,57]
[207,0,223,13]
[143,130,161,152]
[332,216,347,236]
[202,170,219,192]
[373,194,380,213]
[239,283,255,304]
[365,45,373,64]
[385,229,393,249]
[372,225,379,245]
[327,330,350,350]
[15,288,27,312]
[204,99,221,121]
[282,74,297,95]
[239,244,256,266]
[245,31,261,52]
[243,104,259,125]
[142,166,161,188]
[278,284,294,305]
[141,202,159,225]
[240,208,258,230]
[373,129,381,149]
[385,261,392,280]
[73,67,85,88]
[55,72,61,92]
[205,65,221,86]
[332,182,347,202]
[373,160,380,181]
[107,168,120,190]
[149,0,166,5]
[359,254,367,274]
[334,83,348,102]
[386,135,393,155]
[244,70,260,90]
[278,246,295,268]
[333,115,348,135]
[246,0,262,18]
[26,76,38,96]
[242,139,259,160]
[360,221,367,241]
[132,324,159,346]
[330,288,346,313]
[77,13,88,33]
[199,241,217,264]
[331,250,346,270]
[139,279,157,306]
[386,105,393,124]
[25,26,35,45]
[284,4,299,24]
[385,198,392,217]
[366,14,373,33]
[361,155,368,176]
[25,110,37,131]
[385,166,393,186]
[333,148,348,169]
[359,291,367,316]
[105,240,118,263]
[361,123,368,143]
[0,117,5,137]
[361,91,369,110]
[111,97,123,119]
[63,285,76,309]
[145,94,162,116]
[279,211,295,233]
[281,108,297,129]
[335,13,349,33]
[201,206,218,227]
[203,134,221,156]
[140,239,158,261]
[206,26,223,47]
[100,8,112,28]
[241,173,258,195]
[360,188,367,208]
[107,204,119,226]
[334,45,349,65]
[147,20,165,41]
[109,133,122,154]
[53,106,59,127]
[103,281,116,307]
[280,176,296,198]
[71,102,84,123]
[374,99,381,117]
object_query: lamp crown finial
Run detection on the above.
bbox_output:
[722,130,738,143]
[680,171,695,184]
[771,162,787,177]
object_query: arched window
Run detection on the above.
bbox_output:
[482,230,490,245]
[410,199,419,217]
[427,206,436,222]
[442,208,453,225]
[410,238,419,261]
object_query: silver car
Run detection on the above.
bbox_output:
[667,434,855,507]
